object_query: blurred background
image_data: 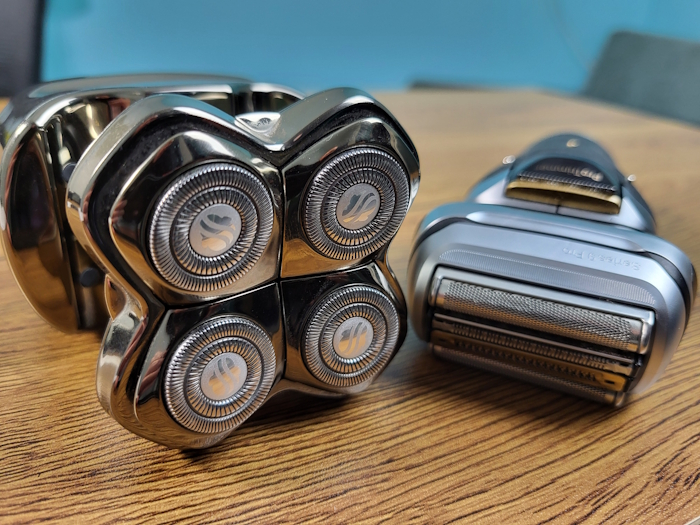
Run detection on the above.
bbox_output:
[3,0,700,124]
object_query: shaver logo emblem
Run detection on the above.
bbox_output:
[333,317,374,359]
[199,214,237,252]
[200,352,248,401]
[189,203,242,257]
[339,321,368,355]
[336,183,380,230]
[341,192,378,224]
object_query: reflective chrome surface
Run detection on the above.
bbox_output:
[336,183,380,230]
[147,161,275,295]
[1,75,419,448]
[97,261,406,449]
[0,74,303,331]
[189,204,242,257]
[281,258,407,395]
[65,93,287,306]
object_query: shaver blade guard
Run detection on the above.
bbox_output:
[430,267,653,403]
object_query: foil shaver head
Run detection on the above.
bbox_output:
[408,133,695,405]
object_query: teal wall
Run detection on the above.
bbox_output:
[42,0,700,93]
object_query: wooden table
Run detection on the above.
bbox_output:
[2,90,700,524]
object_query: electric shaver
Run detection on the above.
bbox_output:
[408,134,694,404]
[0,75,419,448]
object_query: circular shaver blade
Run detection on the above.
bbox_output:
[302,285,400,387]
[302,148,410,260]
[164,316,277,434]
[148,162,274,293]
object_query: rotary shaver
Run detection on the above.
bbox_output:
[0,75,419,448]
[409,134,694,405]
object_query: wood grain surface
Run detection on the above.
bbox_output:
[2,90,700,524]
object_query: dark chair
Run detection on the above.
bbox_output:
[0,0,44,97]
[584,30,700,126]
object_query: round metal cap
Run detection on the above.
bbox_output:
[200,352,248,401]
[332,317,374,359]
[189,204,242,257]
[335,183,380,230]
[302,148,410,260]
[148,162,274,293]
[164,316,277,435]
[302,285,400,387]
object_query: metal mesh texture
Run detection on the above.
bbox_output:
[438,279,642,352]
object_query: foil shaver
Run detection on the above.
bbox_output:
[408,134,694,404]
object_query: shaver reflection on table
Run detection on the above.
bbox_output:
[0,75,419,448]
[409,133,695,405]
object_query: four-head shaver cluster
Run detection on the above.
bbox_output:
[409,134,695,405]
[0,75,419,448]
[1,76,695,449]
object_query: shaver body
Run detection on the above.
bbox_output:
[1,75,419,448]
[409,134,694,404]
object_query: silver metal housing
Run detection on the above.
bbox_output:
[96,259,406,448]
[148,162,275,293]
[65,93,287,307]
[408,134,694,403]
[280,115,420,277]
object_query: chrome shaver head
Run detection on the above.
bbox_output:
[0,75,418,448]
[408,133,694,405]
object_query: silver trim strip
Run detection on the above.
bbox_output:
[433,344,621,404]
